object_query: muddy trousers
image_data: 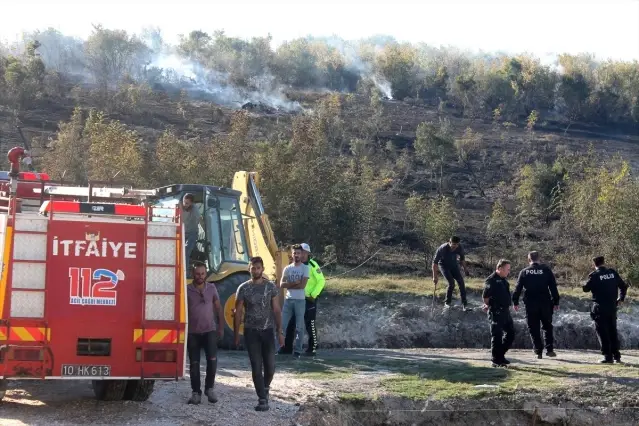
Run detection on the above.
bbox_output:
[489,311,515,362]
[525,303,554,354]
[593,312,621,360]
[283,299,318,353]
[245,328,276,401]
[439,266,467,305]
[187,331,218,394]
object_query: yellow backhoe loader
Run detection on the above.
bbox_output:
[148,171,288,348]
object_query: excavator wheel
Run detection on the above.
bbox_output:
[92,380,127,401]
[123,379,155,401]
[214,271,251,349]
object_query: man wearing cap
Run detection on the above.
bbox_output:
[281,243,326,356]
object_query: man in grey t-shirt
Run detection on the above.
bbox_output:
[278,244,309,358]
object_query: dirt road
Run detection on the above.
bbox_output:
[1,348,638,425]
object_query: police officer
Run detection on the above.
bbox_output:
[482,259,515,367]
[432,236,470,311]
[280,243,326,356]
[512,251,560,359]
[582,256,628,363]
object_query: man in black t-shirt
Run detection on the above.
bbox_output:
[432,236,470,310]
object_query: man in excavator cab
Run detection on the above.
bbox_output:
[280,243,325,356]
[180,193,205,277]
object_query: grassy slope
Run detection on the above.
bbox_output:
[326,276,606,301]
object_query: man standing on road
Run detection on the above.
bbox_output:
[582,256,629,364]
[186,263,224,405]
[234,256,283,412]
[278,245,309,359]
[482,259,515,367]
[432,236,470,311]
[512,251,560,359]
[282,243,326,356]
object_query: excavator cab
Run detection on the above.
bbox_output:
[150,184,250,276]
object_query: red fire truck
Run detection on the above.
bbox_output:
[0,173,188,401]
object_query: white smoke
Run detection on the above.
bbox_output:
[146,52,302,112]
[311,35,394,99]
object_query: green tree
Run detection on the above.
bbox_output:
[516,161,564,224]
[485,200,514,264]
[414,120,455,194]
[405,194,458,256]
[154,129,200,185]
[41,107,89,183]
[84,110,146,185]
[84,25,149,93]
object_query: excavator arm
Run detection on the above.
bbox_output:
[232,171,289,284]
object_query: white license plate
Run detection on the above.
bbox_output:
[61,364,111,377]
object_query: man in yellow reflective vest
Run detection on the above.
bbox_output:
[279,243,325,356]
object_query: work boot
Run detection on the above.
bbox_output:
[188,391,201,404]
[546,350,557,358]
[614,355,622,363]
[205,388,218,403]
[599,358,613,364]
[536,352,543,359]
[491,358,507,367]
[255,398,269,411]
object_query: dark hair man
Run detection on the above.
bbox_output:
[432,236,470,311]
[582,256,628,363]
[482,259,515,367]
[278,245,309,359]
[234,256,283,411]
[512,251,560,359]
[186,262,224,405]
[181,193,202,276]
[281,243,325,357]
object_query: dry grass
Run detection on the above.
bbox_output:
[326,275,597,300]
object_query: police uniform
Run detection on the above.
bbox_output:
[582,266,628,362]
[282,257,325,354]
[482,272,515,366]
[512,263,560,356]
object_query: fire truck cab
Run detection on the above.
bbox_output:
[0,188,188,401]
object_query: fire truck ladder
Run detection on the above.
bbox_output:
[139,204,185,380]
[1,196,52,379]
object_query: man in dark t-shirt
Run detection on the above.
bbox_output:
[235,256,283,412]
[432,236,470,310]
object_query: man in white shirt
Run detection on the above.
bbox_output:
[278,244,309,359]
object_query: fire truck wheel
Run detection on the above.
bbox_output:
[91,379,127,401]
[123,379,155,401]
[214,271,251,350]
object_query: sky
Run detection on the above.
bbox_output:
[0,0,638,62]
